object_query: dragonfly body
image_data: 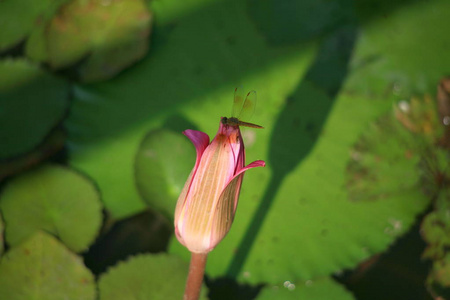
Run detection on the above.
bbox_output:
[222,117,264,129]
[222,88,264,129]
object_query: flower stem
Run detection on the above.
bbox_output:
[184,252,208,300]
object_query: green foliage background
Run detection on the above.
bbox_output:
[1,0,449,299]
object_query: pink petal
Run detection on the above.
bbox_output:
[209,159,265,246]
[226,159,265,211]
[183,129,210,170]
[235,160,266,177]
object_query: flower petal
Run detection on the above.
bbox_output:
[210,174,243,249]
[209,160,265,248]
[183,129,210,170]
[235,160,266,177]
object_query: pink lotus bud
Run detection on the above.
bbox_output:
[174,119,265,253]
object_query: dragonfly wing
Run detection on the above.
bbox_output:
[232,86,245,118]
[238,90,256,122]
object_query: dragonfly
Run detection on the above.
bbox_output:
[221,87,264,129]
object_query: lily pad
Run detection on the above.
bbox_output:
[98,253,208,300]
[135,129,195,218]
[29,0,152,82]
[0,59,69,159]
[0,164,102,252]
[66,0,444,285]
[257,277,355,300]
[248,0,354,45]
[65,0,315,219]
[0,0,66,51]
[345,0,450,96]
[0,231,96,300]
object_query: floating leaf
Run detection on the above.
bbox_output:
[135,129,195,218]
[0,164,102,252]
[0,59,69,159]
[257,277,355,300]
[65,0,313,219]
[0,231,96,300]
[98,254,208,300]
[30,0,152,82]
[0,0,67,51]
[248,0,354,45]
[0,129,66,182]
[67,0,443,285]
[346,0,450,95]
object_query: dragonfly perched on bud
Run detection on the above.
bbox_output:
[221,87,264,129]
[174,87,266,254]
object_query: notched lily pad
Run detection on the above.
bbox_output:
[135,128,195,218]
[0,164,103,252]
[98,253,208,300]
[0,231,96,300]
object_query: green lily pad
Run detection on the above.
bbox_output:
[0,58,69,159]
[29,0,152,82]
[65,0,316,219]
[0,164,102,252]
[171,92,429,283]
[345,0,450,96]
[257,277,355,300]
[98,253,208,300]
[248,0,354,45]
[0,231,96,300]
[66,0,444,285]
[0,0,66,51]
[135,129,195,218]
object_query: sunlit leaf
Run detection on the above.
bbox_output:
[0,164,102,252]
[98,254,208,300]
[28,0,152,82]
[0,0,67,51]
[135,129,195,218]
[66,0,446,285]
[346,0,450,96]
[0,231,96,300]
